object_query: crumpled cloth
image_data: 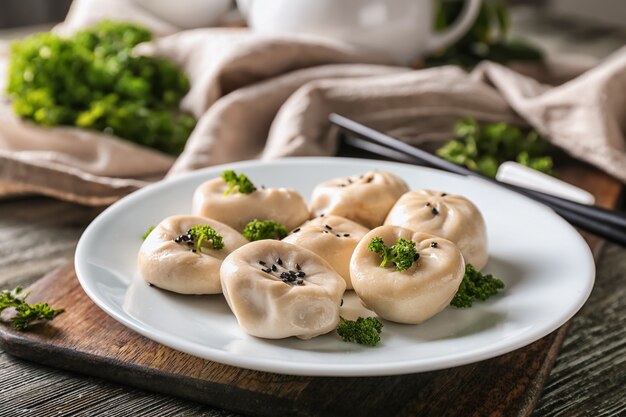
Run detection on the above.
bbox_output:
[1,0,624,205]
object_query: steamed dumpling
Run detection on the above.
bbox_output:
[310,170,409,228]
[350,225,464,324]
[138,215,248,294]
[192,176,309,232]
[220,240,346,339]
[282,215,369,289]
[385,190,488,270]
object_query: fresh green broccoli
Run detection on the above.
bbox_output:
[0,286,64,330]
[436,118,553,178]
[450,264,505,308]
[221,170,257,195]
[242,219,288,241]
[368,236,418,271]
[7,20,195,155]
[336,316,383,346]
[142,225,155,240]
[187,225,224,252]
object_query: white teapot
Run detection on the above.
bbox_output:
[239,0,481,64]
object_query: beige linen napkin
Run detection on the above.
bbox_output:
[170,47,626,182]
[0,25,391,204]
[1,5,625,205]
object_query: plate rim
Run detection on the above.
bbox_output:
[75,156,596,376]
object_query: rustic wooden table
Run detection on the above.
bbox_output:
[1,6,625,416]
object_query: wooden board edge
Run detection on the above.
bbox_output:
[0,326,320,417]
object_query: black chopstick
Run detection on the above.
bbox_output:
[330,113,626,246]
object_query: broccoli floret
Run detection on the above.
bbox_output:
[187,224,224,252]
[221,170,257,195]
[368,236,418,271]
[436,118,553,178]
[142,225,155,240]
[242,219,288,241]
[450,264,505,308]
[336,316,383,346]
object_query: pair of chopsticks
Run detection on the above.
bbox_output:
[329,113,626,247]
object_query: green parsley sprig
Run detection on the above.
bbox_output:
[7,21,195,155]
[242,219,288,241]
[368,236,418,271]
[221,170,257,195]
[450,264,505,308]
[142,225,155,240]
[427,0,542,69]
[187,225,224,252]
[336,316,383,347]
[437,118,553,178]
[0,286,63,330]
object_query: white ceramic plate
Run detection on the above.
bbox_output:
[75,157,595,376]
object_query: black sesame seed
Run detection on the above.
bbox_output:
[430,241,438,248]
[343,233,350,237]
[297,279,304,285]
[432,207,439,215]
[262,268,271,273]
[187,241,194,247]
[296,263,301,271]
[336,234,341,237]
[325,224,332,230]
[425,202,431,207]
[297,271,305,277]
[320,214,325,217]
[340,184,346,187]
[414,253,420,261]
[259,260,266,266]
[366,177,373,183]
[441,193,447,197]
[276,258,283,266]
[271,264,278,272]
[292,228,301,233]
[347,178,353,184]
[148,283,154,287]
[174,237,182,243]
[192,249,197,253]
[340,299,344,306]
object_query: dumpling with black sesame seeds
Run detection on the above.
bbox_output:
[350,225,465,324]
[220,240,345,339]
[283,215,369,289]
[385,190,488,270]
[310,170,408,228]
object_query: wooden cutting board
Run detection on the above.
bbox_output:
[0,159,621,417]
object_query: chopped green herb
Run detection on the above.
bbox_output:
[187,224,224,252]
[7,21,195,155]
[450,264,505,308]
[0,286,64,330]
[142,225,155,240]
[427,1,542,69]
[437,118,553,178]
[368,236,417,271]
[221,170,257,195]
[336,316,383,346]
[242,219,288,241]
